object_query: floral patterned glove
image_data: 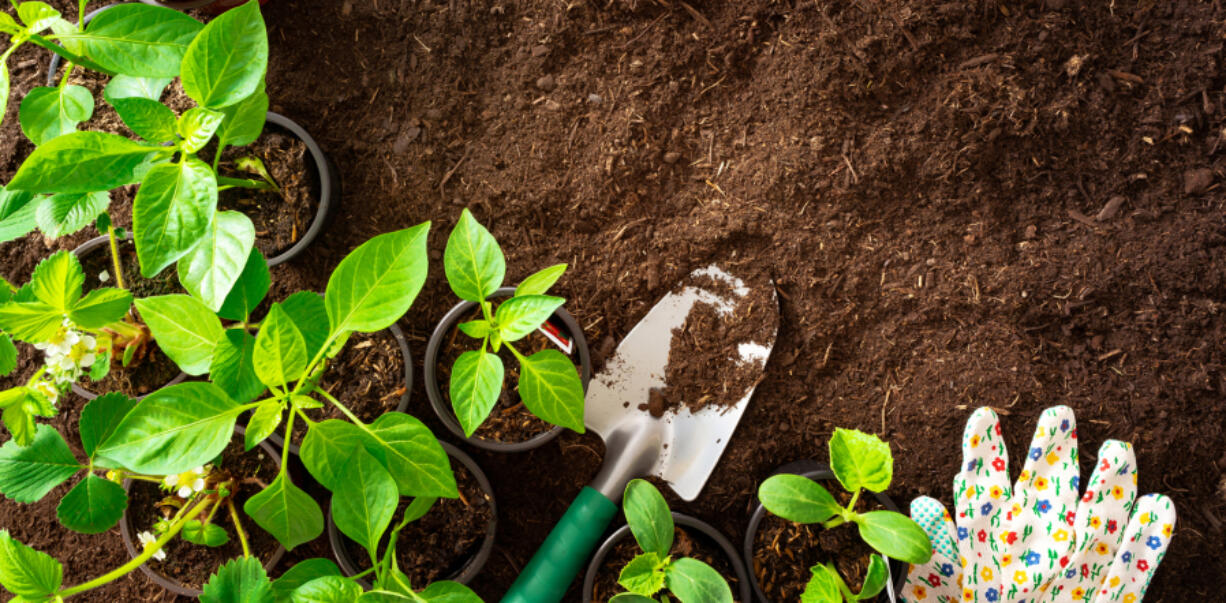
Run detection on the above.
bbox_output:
[899,406,1176,603]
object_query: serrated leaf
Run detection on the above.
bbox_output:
[829,427,893,493]
[331,448,397,560]
[271,559,341,602]
[443,208,503,303]
[665,557,733,603]
[0,335,14,377]
[78,392,137,460]
[253,303,308,389]
[135,294,223,375]
[18,85,93,145]
[758,474,840,524]
[182,519,229,547]
[0,425,79,503]
[517,349,585,433]
[245,400,283,450]
[95,382,241,475]
[618,552,667,596]
[325,224,430,335]
[800,564,842,603]
[109,97,177,143]
[181,1,267,108]
[132,158,218,278]
[450,350,503,437]
[76,3,203,77]
[35,191,109,238]
[0,300,62,342]
[211,329,264,403]
[104,75,173,103]
[56,474,126,534]
[178,210,254,312]
[244,473,322,551]
[494,294,564,342]
[514,263,566,296]
[0,530,62,599]
[178,107,224,153]
[200,556,273,603]
[9,131,166,194]
[624,479,673,558]
[29,250,82,312]
[69,287,131,329]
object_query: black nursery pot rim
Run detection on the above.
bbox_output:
[423,286,592,453]
[70,234,188,401]
[119,431,286,597]
[743,460,904,603]
[137,0,218,8]
[326,440,498,588]
[582,511,754,603]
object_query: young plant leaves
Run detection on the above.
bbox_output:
[132,158,218,278]
[0,335,14,377]
[110,97,178,143]
[35,191,110,238]
[217,247,270,321]
[299,419,366,492]
[95,382,242,475]
[279,291,328,361]
[77,3,203,77]
[608,594,656,603]
[291,576,363,602]
[56,474,126,534]
[0,424,80,503]
[135,294,224,375]
[443,208,504,303]
[417,581,483,602]
[271,558,341,601]
[177,210,255,312]
[9,131,166,194]
[245,400,283,450]
[514,263,567,297]
[30,249,82,311]
[457,320,491,339]
[181,0,268,108]
[211,329,265,404]
[758,474,840,524]
[244,472,323,551]
[253,303,309,388]
[624,479,672,558]
[325,223,430,335]
[854,554,888,600]
[217,87,268,150]
[18,85,93,145]
[78,392,137,461]
[517,349,584,433]
[178,107,225,153]
[0,187,39,244]
[800,564,842,603]
[16,2,60,34]
[494,294,564,342]
[199,556,273,603]
[331,448,397,561]
[0,298,62,342]
[829,428,893,493]
[104,75,173,103]
[665,557,733,603]
[450,350,503,437]
[0,530,62,599]
[853,510,932,565]
[182,519,229,547]
[618,552,667,596]
[365,412,457,499]
[69,287,131,328]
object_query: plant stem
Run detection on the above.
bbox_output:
[57,499,210,598]
[316,389,362,425]
[227,498,251,558]
[480,300,494,323]
[107,226,126,290]
[279,406,297,477]
[59,62,74,87]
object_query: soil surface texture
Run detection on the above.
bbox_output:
[290,329,407,444]
[590,525,743,603]
[216,130,318,260]
[0,0,1224,600]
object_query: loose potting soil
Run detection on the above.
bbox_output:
[589,525,744,603]
[216,132,319,260]
[0,0,1223,600]
[291,329,407,444]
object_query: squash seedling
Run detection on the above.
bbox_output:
[442,207,585,437]
[757,429,932,602]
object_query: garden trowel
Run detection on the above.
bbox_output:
[501,265,778,603]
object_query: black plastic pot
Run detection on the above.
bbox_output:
[261,111,339,267]
[743,460,905,603]
[326,441,497,588]
[582,512,753,603]
[119,431,286,597]
[70,234,188,401]
[423,286,592,453]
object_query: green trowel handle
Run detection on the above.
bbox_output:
[500,486,620,603]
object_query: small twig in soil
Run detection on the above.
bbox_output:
[439,145,472,193]
[677,1,712,28]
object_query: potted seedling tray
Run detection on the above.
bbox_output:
[744,460,906,603]
[327,441,497,588]
[424,286,591,452]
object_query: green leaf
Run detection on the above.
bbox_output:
[325,223,430,335]
[443,208,504,303]
[218,87,268,149]
[104,75,173,103]
[665,557,733,603]
[517,349,584,433]
[0,300,62,342]
[35,191,109,238]
[109,97,178,143]
[16,2,60,33]
[854,510,932,565]
[331,448,397,560]
[9,131,166,194]
[0,187,38,244]
[56,474,126,534]
[299,419,365,492]
[494,294,564,342]
[135,294,224,375]
[244,472,323,551]
[200,556,273,603]
[365,412,457,498]
[18,85,93,145]
[182,519,230,547]
[2,398,38,447]
[608,594,656,603]
[0,335,14,377]
[253,302,308,388]
[178,210,254,312]
[401,495,436,524]
[132,158,218,278]
[829,427,893,493]
[799,564,842,603]
[456,320,490,339]
[618,552,666,596]
[0,530,62,599]
[514,263,567,297]
[271,559,341,602]
[95,382,241,475]
[758,474,840,524]
[178,107,225,153]
[69,287,131,328]
[853,555,888,600]
[418,581,483,603]
[245,400,283,450]
[279,291,328,361]
[0,63,7,131]
[290,576,363,603]
[181,0,267,108]
[30,249,82,312]
[78,392,137,460]
[0,425,80,503]
[449,350,503,437]
[624,479,673,557]
[77,3,203,77]
[211,329,264,403]
[218,247,270,321]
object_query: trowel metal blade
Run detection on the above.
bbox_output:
[583,265,778,501]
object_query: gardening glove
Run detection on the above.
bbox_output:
[899,406,1177,603]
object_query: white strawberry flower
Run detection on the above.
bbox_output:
[30,380,59,406]
[164,466,211,499]
[137,531,166,561]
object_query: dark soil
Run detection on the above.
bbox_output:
[590,525,743,603]
[290,329,407,444]
[216,130,318,260]
[0,0,1223,600]
[127,439,281,591]
[339,457,494,586]
[752,481,883,601]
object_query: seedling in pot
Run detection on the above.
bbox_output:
[608,479,733,603]
[757,429,932,602]
[443,207,585,437]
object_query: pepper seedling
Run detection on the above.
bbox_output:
[610,479,734,603]
[442,207,585,437]
[757,428,933,602]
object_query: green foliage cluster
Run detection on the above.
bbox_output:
[757,429,933,602]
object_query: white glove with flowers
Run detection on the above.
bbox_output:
[899,406,1175,603]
